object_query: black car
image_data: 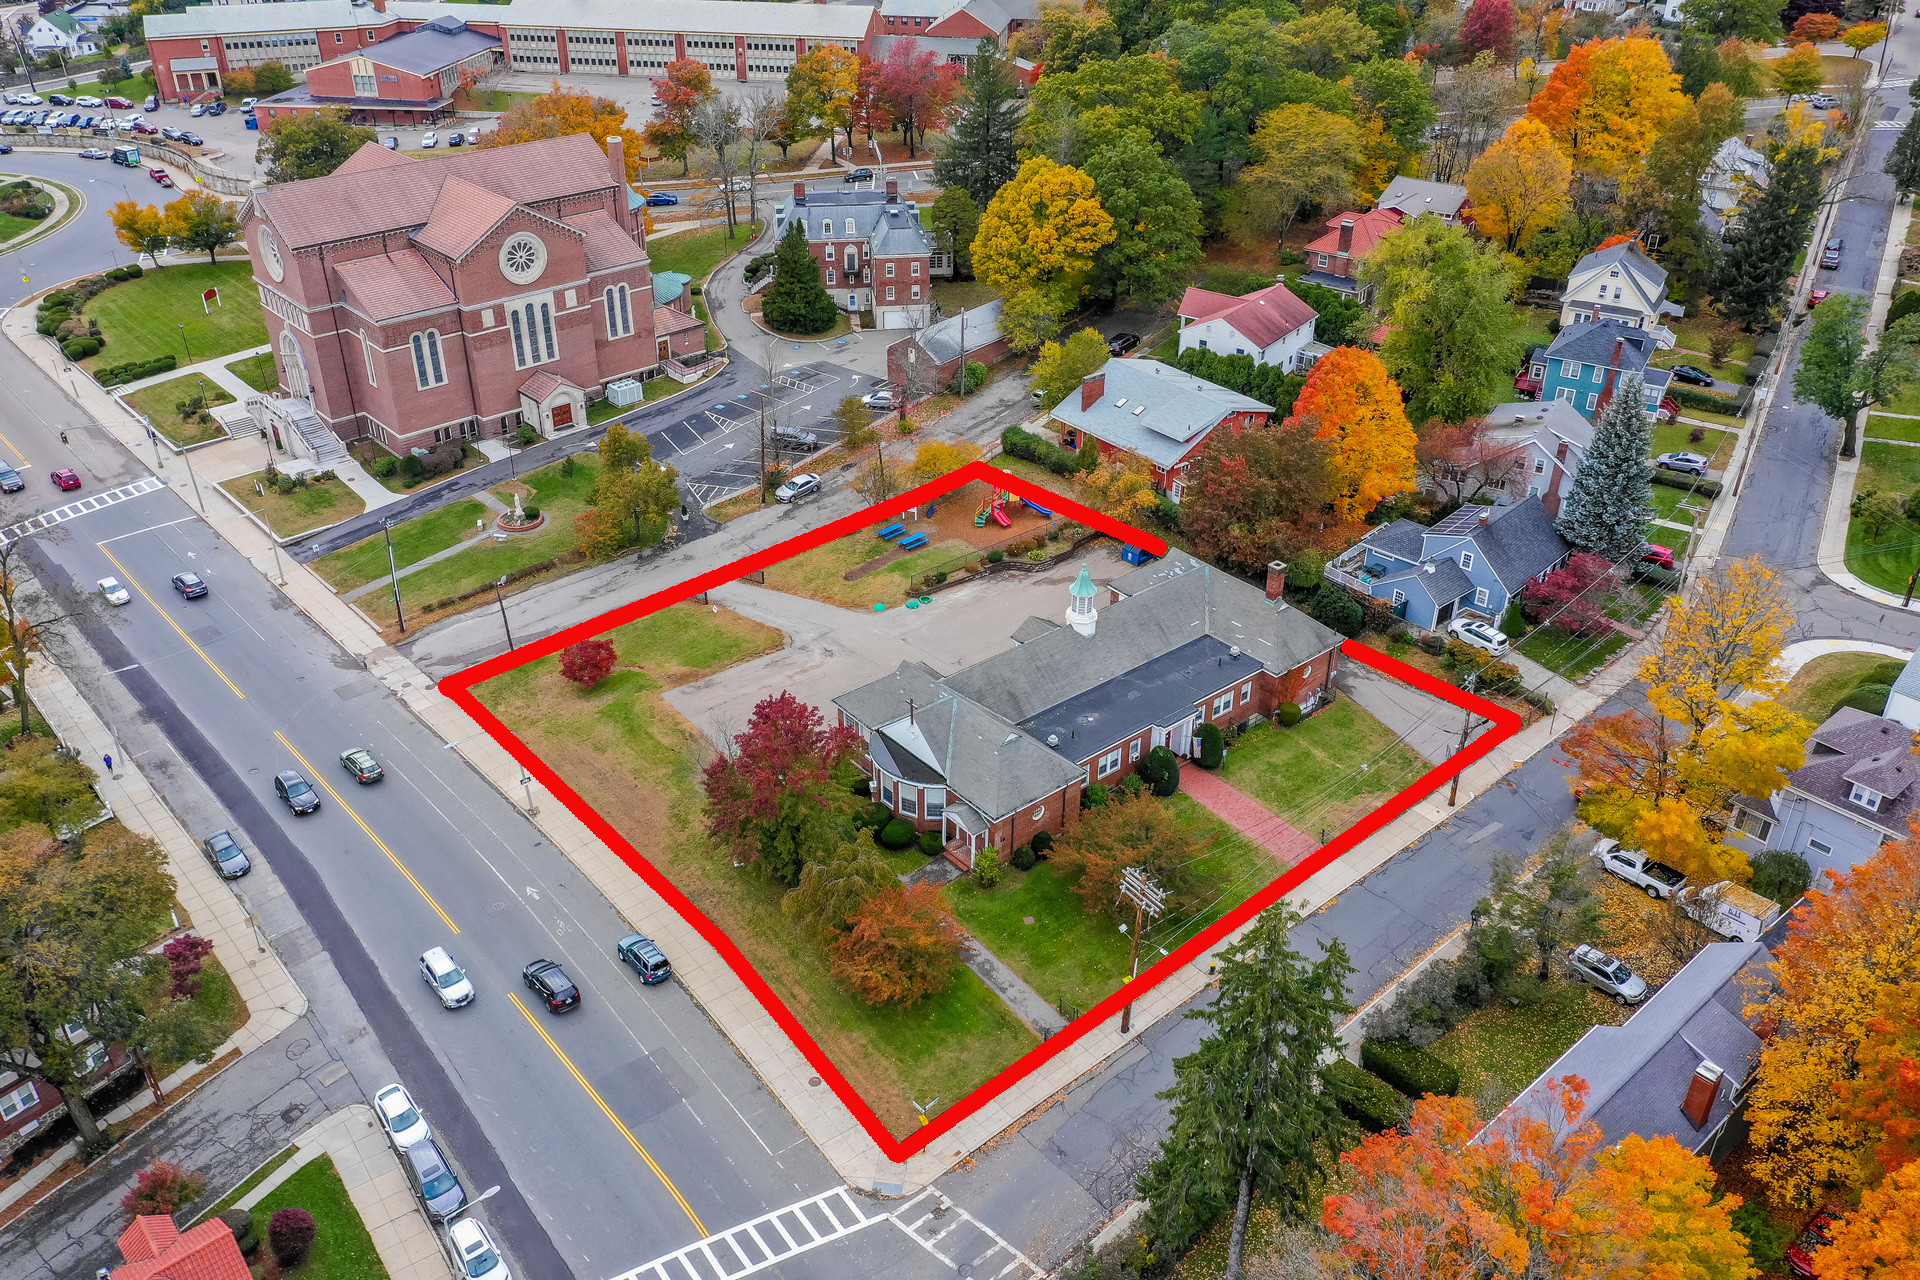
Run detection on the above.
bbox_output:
[1668,364,1716,388]
[1107,332,1141,357]
[171,571,208,598]
[47,94,71,106]
[201,828,251,878]
[0,466,20,493]
[274,769,320,815]
[1821,236,1843,269]
[206,100,226,116]
[523,959,581,1012]
[616,933,672,984]
[844,167,874,183]
[181,132,203,147]
[0,145,12,155]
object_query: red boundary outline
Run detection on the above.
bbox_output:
[439,462,1523,1163]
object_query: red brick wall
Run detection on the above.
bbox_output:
[884,331,1013,390]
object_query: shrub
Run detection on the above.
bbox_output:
[1501,601,1529,639]
[1651,470,1721,498]
[1083,782,1111,809]
[1730,1201,1793,1273]
[1030,830,1053,854]
[987,549,1004,564]
[1117,772,1145,798]
[219,1207,257,1255]
[371,455,397,478]
[1749,849,1812,904]
[999,426,1083,475]
[1310,584,1364,637]
[517,424,538,446]
[521,504,541,519]
[1688,425,1707,443]
[907,830,937,857]
[1523,689,1556,715]
[878,818,917,849]
[934,570,948,584]
[62,337,100,359]
[1138,745,1180,796]
[420,440,463,477]
[268,1207,317,1267]
[1278,702,1302,727]
[1418,633,1446,656]
[1196,722,1225,768]
[1011,844,1037,871]
[398,454,425,481]
[973,851,1001,888]
[851,777,871,798]
[1836,682,1892,716]
[1361,1038,1460,1097]
[1324,1059,1408,1133]
[273,474,297,495]
[559,637,617,687]
[854,801,894,831]
[120,1159,207,1219]
[560,454,577,478]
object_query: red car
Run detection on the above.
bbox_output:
[129,121,158,135]
[148,167,172,187]
[1810,289,1832,308]
[50,469,80,491]
[104,96,133,110]
[1641,543,1676,569]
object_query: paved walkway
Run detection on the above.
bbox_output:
[961,941,1067,1038]
[1175,762,1314,864]
[1335,664,1465,764]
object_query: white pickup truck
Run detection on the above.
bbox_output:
[1591,838,1688,900]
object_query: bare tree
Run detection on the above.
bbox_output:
[690,94,746,238]
[736,86,788,227]
[1426,53,1520,185]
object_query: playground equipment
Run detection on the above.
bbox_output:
[1020,498,1054,518]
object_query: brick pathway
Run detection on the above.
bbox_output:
[1177,762,1317,865]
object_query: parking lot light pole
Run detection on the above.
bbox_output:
[492,575,514,650]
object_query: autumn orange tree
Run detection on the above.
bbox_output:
[1075,455,1160,525]
[481,79,648,181]
[1050,793,1201,920]
[1287,348,1417,521]
[1746,836,1920,1205]
[1465,116,1572,251]
[644,60,717,175]
[827,881,966,1007]
[1526,35,1688,177]
[1322,1079,1756,1278]
[1830,987,1920,1186]
[1812,1159,1920,1279]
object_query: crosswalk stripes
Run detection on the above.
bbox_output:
[1873,119,1905,129]
[887,1188,1043,1280]
[604,1185,886,1280]
[0,477,164,545]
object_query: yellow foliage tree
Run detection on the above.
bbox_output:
[479,79,648,181]
[785,46,860,157]
[1628,796,1749,886]
[109,200,173,264]
[1771,42,1826,99]
[1584,1135,1759,1280]
[1465,117,1572,251]
[1812,1159,1920,1278]
[909,439,982,482]
[1288,347,1418,521]
[1640,555,1795,745]
[971,157,1115,309]
[1075,455,1159,524]
[1527,35,1687,176]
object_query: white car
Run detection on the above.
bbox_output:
[374,1083,431,1148]
[450,1219,512,1279]
[188,103,203,117]
[419,946,475,1009]
[17,95,41,106]
[98,577,130,606]
[465,127,478,144]
[74,95,102,107]
[1446,618,1509,657]
[421,131,438,148]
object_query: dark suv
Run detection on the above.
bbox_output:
[523,959,580,1012]
[1107,332,1141,357]
[274,770,320,815]
[616,933,672,984]
[201,829,251,878]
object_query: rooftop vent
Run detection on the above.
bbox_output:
[1132,405,1146,415]
[1229,645,1241,658]
[1114,397,1127,407]
[1047,734,1059,747]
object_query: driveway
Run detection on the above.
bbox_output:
[1334,661,1479,765]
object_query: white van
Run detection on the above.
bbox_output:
[1676,882,1781,942]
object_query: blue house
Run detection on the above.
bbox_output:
[1525,319,1673,419]
[1327,497,1571,631]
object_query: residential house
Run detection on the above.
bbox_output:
[1297,206,1407,301]
[1048,359,1270,503]
[0,1023,136,1162]
[1729,706,1920,878]
[1525,320,1673,419]
[65,0,131,33]
[256,15,502,127]
[1174,281,1323,372]
[27,10,97,55]
[1327,496,1572,631]
[112,1214,251,1280]
[1884,648,1920,731]
[873,0,1029,61]
[835,553,1343,865]
[1557,240,1684,346]
[771,181,935,329]
[1483,940,1774,1161]
[1702,135,1768,241]
[1479,399,1593,518]
[1376,176,1471,225]
[885,298,1010,393]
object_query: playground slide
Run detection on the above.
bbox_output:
[1020,498,1054,518]
[992,503,1011,527]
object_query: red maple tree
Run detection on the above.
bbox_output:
[828,881,967,1006]
[1519,551,1616,637]
[559,638,618,688]
[872,38,963,159]
[701,692,864,884]
[1458,0,1517,64]
[161,934,216,1001]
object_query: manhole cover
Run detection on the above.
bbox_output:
[809,1076,821,1087]
[284,1038,311,1060]
[488,900,507,914]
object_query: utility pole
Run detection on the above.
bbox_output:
[492,575,514,649]
[1117,866,1167,1034]
[383,519,406,633]
[1447,669,1485,807]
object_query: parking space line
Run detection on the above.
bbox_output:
[272,731,461,933]
[96,543,247,699]
[506,992,708,1236]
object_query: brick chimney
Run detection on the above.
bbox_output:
[1337,219,1354,255]
[369,0,386,10]
[885,178,899,200]
[1080,371,1104,411]
[1265,561,1288,601]
[794,181,806,200]
[605,133,624,192]
[1680,1061,1724,1129]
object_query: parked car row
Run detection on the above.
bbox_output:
[2,92,146,110]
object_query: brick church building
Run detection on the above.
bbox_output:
[241,132,667,459]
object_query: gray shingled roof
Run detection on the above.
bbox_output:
[873,693,1086,820]
[1373,559,1473,605]
[1425,497,1569,589]
[1021,635,1252,761]
[1482,399,1595,452]
[1353,518,1428,566]
[1490,941,1771,1154]
[320,17,497,75]
[1050,361,1271,470]
[917,299,1003,365]
[955,551,1341,724]
[1377,176,1468,219]
[1010,615,1060,644]
[1544,318,1656,372]
[1892,652,1920,706]
[833,661,946,731]
[1787,708,1920,835]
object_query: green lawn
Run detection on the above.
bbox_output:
[1782,652,1905,722]
[1219,701,1428,835]
[191,1146,300,1226]
[1866,416,1920,443]
[312,497,490,594]
[647,220,763,284]
[1426,981,1623,1116]
[81,263,266,371]
[1517,627,1628,681]
[220,473,365,538]
[1666,316,1755,365]
[1649,484,1709,525]
[764,525,978,609]
[0,211,40,244]
[1514,305,1555,358]
[251,1156,391,1280]
[931,280,1001,313]
[224,351,279,394]
[1844,514,1920,595]
[949,792,1248,1013]
[124,373,233,447]
[475,604,1036,1135]
[1649,422,1733,470]
[1882,384,1920,416]
[154,955,243,1076]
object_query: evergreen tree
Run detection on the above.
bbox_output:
[761,221,838,335]
[1136,905,1352,1278]
[1556,373,1655,562]
[931,39,1022,207]
[1887,113,1920,195]
[1711,136,1825,330]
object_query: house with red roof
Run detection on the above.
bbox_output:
[1174,280,1322,371]
[112,1214,250,1280]
[1297,206,1407,302]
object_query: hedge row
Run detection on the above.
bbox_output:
[1001,426,1091,477]
[98,355,178,386]
[1324,1059,1409,1133]
[1652,470,1722,499]
[1666,385,1740,415]
[1361,1037,1460,1097]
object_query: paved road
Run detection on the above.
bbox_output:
[0,149,152,305]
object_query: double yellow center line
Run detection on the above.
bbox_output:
[97,543,245,699]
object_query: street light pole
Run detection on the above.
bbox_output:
[382,519,406,633]
[178,323,191,365]
[445,1186,501,1222]
[492,575,514,649]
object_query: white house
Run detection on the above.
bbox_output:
[1702,135,1768,240]
[1479,399,1593,518]
[1174,281,1321,372]
[27,10,97,55]
[1558,240,1685,348]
